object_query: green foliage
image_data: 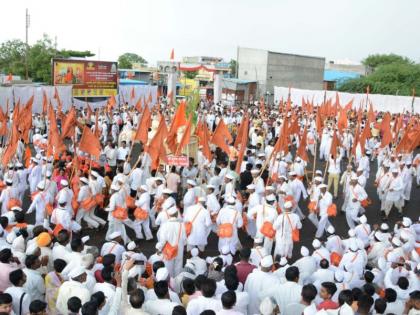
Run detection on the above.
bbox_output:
[229,59,237,77]
[362,53,413,71]
[0,39,26,76]
[118,53,148,69]
[0,34,95,83]
[58,49,95,58]
[183,70,198,79]
[186,89,200,124]
[339,54,420,96]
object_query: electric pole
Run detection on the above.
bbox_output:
[25,8,30,80]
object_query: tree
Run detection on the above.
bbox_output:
[183,71,198,79]
[362,53,413,71]
[118,53,148,69]
[27,34,57,83]
[0,39,26,77]
[0,34,95,83]
[229,59,237,77]
[339,61,420,96]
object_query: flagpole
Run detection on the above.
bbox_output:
[411,88,416,115]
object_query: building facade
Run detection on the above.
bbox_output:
[237,47,325,101]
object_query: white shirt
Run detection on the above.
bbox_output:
[186,296,222,315]
[4,286,30,315]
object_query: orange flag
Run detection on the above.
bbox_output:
[297,126,308,161]
[42,89,48,115]
[148,92,153,105]
[210,119,233,155]
[367,101,375,123]
[48,105,66,154]
[24,145,32,168]
[337,108,348,134]
[273,116,289,155]
[18,95,34,144]
[235,115,249,173]
[201,121,212,162]
[79,126,101,158]
[108,95,116,110]
[148,116,168,170]
[135,97,142,113]
[175,115,193,155]
[94,111,100,138]
[2,119,19,166]
[330,131,341,159]
[61,106,77,139]
[86,103,93,120]
[351,123,361,157]
[170,48,175,61]
[134,105,151,144]
[344,99,353,112]
[0,106,7,136]
[130,87,135,100]
[316,110,323,138]
[381,112,392,148]
[166,101,188,152]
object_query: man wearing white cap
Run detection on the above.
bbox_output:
[105,183,129,243]
[0,178,20,215]
[251,170,265,196]
[356,167,367,188]
[401,161,415,202]
[293,246,317,285]
[273,201,301,259]
[325,226,345,261]
[183,197,212,251]
[44,170,58,201]
[156,206,187,276]
[248,194,278,254]
[28,158,42,194]
[249,238,267,267]
[244,255,279,314]
[15,162,28,202]
[354,215,371,248]
[216,196,243,255]
[289,171,308,219]
[327,152,342,199]
[311,239,331,266]
[27,181,53,225]
[315,184,333,238]
[89,170,104,208]
[206,185,220,231]
[76,177,106,230]
[307,176,323,228]
[383,168,404,219]
[50,194,81,234]
[358,150,370,179]
[344,175,368,229]
[183,179,197,210]
[340,165,355,206]
[55,179,74,216]
[56,267,91,314]
[377,162,392,212]
[130,185,153,240]
[100,231,125,263]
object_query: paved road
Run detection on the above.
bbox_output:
[23,145,420,263]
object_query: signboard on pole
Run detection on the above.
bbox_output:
[167,155,189,166]
[52,58,118,97]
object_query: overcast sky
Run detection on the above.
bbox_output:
[1,0,419,65]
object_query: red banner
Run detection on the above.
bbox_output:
[167,155,189,166]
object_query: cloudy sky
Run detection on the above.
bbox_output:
[1,0,419,65]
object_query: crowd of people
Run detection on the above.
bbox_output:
[0,95,418,315]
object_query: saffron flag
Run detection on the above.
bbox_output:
[148,116,168,170]
[134,105,151,144]
[175,115,193,155]
[166,101,188,153]
[170,48,175,61]
[210,119,233,155]
[79,126,102,158]
[297,126,308,162]
[235,115,249,173]
[61,106,77,139]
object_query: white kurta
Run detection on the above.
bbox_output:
[183,204,212,247]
